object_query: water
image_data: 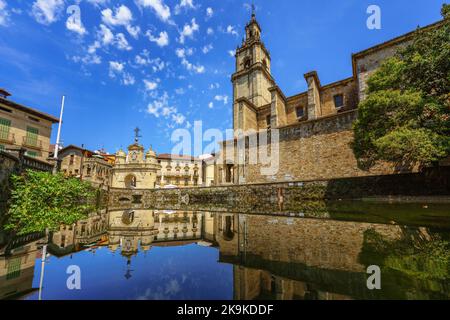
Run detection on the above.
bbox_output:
[1,202,449,300]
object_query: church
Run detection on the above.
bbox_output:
[215,10,442,185]
[111,128,161,189]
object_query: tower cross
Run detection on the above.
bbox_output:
[134,127,141,143]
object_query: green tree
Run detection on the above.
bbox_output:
[4,170,96,235]
[353,4,450,168]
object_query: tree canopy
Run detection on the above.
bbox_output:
[4,170,96,235]
[353,4,450,168]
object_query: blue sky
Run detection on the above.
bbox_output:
[0,0,446,155]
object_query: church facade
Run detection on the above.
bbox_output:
[111,133,161,189]
[215,12,441,185]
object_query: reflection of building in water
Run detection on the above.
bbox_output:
[214,214,404,300]
[107,210,158,256]
[51,211,108,251]
[0,237,43,299]
[154,211,203,243]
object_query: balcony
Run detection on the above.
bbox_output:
[22,136,43,150]
[0,132,15,144]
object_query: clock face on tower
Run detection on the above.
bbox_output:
[131,151,138,161]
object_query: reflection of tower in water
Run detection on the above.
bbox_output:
[107,210,159,279]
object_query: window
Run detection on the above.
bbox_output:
[266,114,271,127]
[6,257,21,280]
[69,154,74,165]
[25,126,39,146]
[244,58,251,69]
[26,150,38,158]
[296,107,305,119]
[334,94,344,109]
[0,145,4,152]
[0,118,11,140]
[184,178,189,186]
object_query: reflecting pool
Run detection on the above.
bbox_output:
[1,202,450,300]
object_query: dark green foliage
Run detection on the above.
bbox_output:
[353,4,450,168]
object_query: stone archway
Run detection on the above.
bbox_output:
[124,174,137,188]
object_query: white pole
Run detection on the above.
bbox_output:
[54,95,65,159]
[38,244,47,301]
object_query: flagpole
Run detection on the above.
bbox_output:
[54,95,65,159]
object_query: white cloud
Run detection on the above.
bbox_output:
[102,5,133,27]
[208,102,214,109]
[228,49,236,57]
[122,73,135,86]
[109,61,124,73]
[206,27,214,35]
[98,24,114,45]
[126,25,141,38]
[172,113,186,125]
[215,95,229,105]
[175,0,196,15]
[137,0,171,22]
[209,83,220,90]
[0,0,10,26]
[72,54,102,65]
[181,58,204,74]
[202,44,213,54]
[178,18,199,44]
[109,61,135,86]
[94,24,132,50]
[31,0,65,25]
[143,79,158,91]
[175,47,193,58]
[146,92,183,124]
[226,25,238,36]
[101,5,140,38]
[146,30,169,47]
[206,7,213,19]
[115,33,132,50]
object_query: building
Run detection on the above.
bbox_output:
[111,130,160,189]
[0,89,59,162]
[201,154,216,187]
[215,12,443,185]
[156,154,203,188]
[58,145,113,189]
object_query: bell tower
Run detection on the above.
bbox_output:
[232,8,274,134]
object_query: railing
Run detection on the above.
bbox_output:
[22,136,43,150]
[22,155,53,172]
[0,132,15,144]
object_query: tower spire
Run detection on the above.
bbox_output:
[251,3,255,18]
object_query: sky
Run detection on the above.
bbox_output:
[0,0,446,155]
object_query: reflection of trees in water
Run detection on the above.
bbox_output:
[359,227,450,299]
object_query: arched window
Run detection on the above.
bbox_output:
[124,174,137,188]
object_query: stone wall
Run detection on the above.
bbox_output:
[244,110,405,184]
[108,166,450,213]
[0,152,19,223]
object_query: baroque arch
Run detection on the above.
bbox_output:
[124,174,137,188]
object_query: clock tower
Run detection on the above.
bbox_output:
[111,128,161,189]
[232,9,275,134]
